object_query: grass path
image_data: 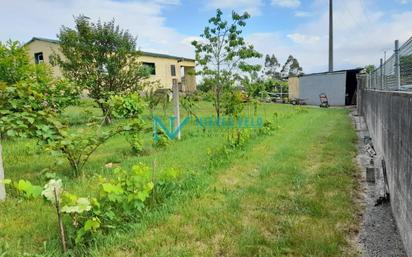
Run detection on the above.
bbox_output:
[94,108,360,257]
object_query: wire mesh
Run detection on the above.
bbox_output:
[400,38,412,89]
[359,37,412,91]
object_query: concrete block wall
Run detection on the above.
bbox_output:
[360,89,412,256]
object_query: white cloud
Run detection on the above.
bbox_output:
[271,0,301,8]
[0,0,195,59]
[205,0,263,15]
[287,33,320,44]
[294,11,312,17]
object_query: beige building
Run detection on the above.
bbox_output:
[25,37,196,92]
[288,76,300,99]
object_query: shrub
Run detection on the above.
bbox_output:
[2,163,180,251]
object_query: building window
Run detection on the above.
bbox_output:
[143,62,156,75]
[34,52,44,64]
[171,65,176,77]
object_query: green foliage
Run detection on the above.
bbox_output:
[12,179,42,199]
[52,15,152,123]
[4,162,179,249]
[258,120,275,135]
[181,94,198,118]
[280,55,303,78]
[46,119,143,177]
[153,129,170,148]
[0,40,80,110]
[196,79,213,92]
[0,40,32,84]
[108,93,146,154]
[208,128,252,167]
[0,81,60,140]
[108,93,145,119]
[62,164,157,245]
[264,79,288,94]
[1,73,143,176]
[263,54,281,80]
[363,64,376,74]
[0,40,79,156]
[43,93,145,176]
[222,90,245,118]
[242,70,265,98]
[143,88,168,118]
[127,132,144,154]
[192,9,261,118]
[400,56,412,85]
[226,129,251,148]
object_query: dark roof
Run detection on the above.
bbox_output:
[26,37,195,62]
[296,68,363,78]
[139,51,195,62]
[25,37,60,45]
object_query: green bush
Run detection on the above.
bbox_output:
[3,163,181,250]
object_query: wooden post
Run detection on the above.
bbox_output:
[0,141,5,201]
[172,79,181,140]
[54,188,67,253]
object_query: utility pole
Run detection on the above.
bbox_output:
[380,58,384,90]
[329,0,334,72]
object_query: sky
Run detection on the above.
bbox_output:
[1,0,412,73]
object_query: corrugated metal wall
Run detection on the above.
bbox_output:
[299,71,347,106]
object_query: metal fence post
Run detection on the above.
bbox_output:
[368,73,371,89]
[380,58,384,90]
[395,40,401,90]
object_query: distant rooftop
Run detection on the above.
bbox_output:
[26,37,195,62]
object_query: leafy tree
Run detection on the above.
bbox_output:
[242,69,265,98]
[197,78,213,93]
[264,79,288,96]
[0,40,33,84]
[281,55,303,78]
[192,9,261,118]
[263,54,281,79]
[52,15,151,124]
[364,64,376,74]
[222,89,245,118]
[0,40,78,200]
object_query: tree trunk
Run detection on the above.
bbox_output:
[0,140,6,201]
[216,90,221,120]
[98,102,112,125]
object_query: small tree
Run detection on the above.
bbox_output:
[52,15,151,124]
[0,40,77,200]
[192,9,261,119]
[364,64,376,74]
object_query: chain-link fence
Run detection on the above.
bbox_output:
[358,37,412,91]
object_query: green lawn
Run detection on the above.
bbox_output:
[0,100,360,257]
